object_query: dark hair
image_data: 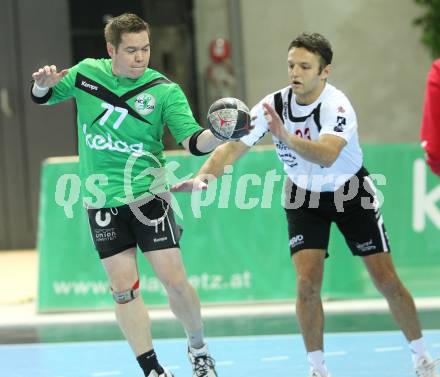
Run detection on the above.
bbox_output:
[104,13,150,50]
[288,33,333,72]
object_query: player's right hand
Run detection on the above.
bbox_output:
[263,102,289,142]
[32,65,69,88]
[171,176,212,192]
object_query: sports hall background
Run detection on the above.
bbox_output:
[0,0,438,376]
[0,0,432,249]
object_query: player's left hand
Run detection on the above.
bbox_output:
[263,103,290,142]
[32,65,69,88]
[171,175,214,192]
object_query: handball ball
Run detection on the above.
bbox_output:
[207,97,251,141]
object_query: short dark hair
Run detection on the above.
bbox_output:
[104,13,150,50]
[288,33,333,72]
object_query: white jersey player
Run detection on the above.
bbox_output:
[173,32,439,377]
[246,83,362,192]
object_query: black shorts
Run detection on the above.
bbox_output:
[87,194,182,259]
[284,167,391,257]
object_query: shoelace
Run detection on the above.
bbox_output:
[193,354,216,377]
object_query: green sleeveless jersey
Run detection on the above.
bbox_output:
[47,58,201,208]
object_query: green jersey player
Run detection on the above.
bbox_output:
[31,13,229,377]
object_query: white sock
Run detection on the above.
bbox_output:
[186,327,205,349]
[409,337,432,365]
[307,350,328,376]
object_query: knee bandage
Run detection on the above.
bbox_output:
[112,279,140,304]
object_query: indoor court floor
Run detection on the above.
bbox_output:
[1,326,439,377]
[0,311,440,377]
[1,250,439,377]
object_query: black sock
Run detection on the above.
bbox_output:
[136,349,164,376]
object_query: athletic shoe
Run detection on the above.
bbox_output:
[147,368,174,377]
[188,344,218,377]
[415,357,440,377]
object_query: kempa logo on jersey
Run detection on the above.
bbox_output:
[135,93,156,115]
[81,80,98,91]
[83,124,144,155]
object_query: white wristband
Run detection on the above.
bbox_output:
[34,82,49,91]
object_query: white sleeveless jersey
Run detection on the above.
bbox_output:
[241,83,363,192]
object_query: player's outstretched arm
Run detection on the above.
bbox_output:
[31,65,69,97]
[181,129,224,155]
[199,140,250,177]
[170,175,212,192]
[263,102,346,167]
[171,140,250,192]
